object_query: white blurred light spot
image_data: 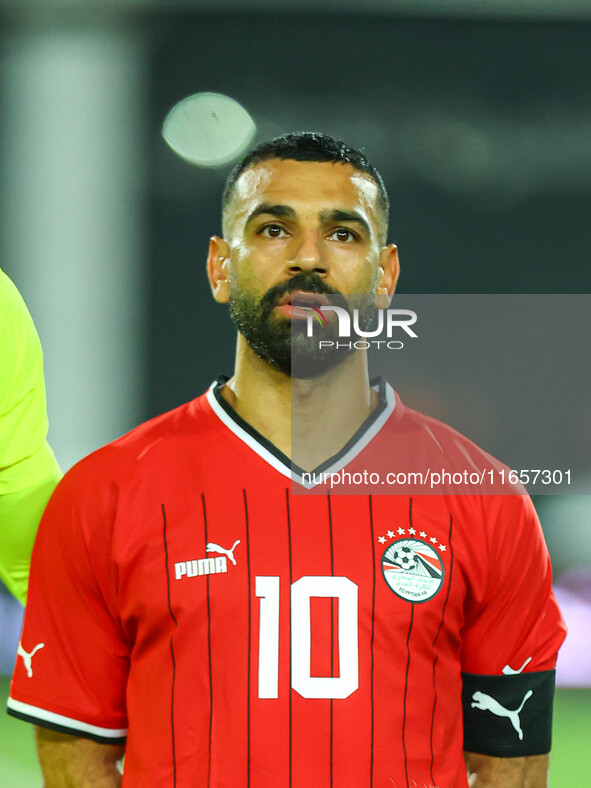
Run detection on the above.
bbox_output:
[162,92,256,168]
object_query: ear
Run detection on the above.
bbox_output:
[375,244,400,309]
[207,236,231,304]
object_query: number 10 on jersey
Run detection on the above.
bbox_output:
[256,575,359,700]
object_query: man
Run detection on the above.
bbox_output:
[8,133,565,786]
[0,268,61,605]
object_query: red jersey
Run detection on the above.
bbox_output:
[8,379,565,787]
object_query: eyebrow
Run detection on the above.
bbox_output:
[319,209,371,237]
[245,203,371,236]
[245,203,296,227]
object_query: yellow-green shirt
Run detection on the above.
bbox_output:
[0,269,61,604]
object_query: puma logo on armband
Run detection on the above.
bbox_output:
[17,642,45,678]
[471,689,533,741]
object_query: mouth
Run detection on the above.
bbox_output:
[274,290,331,320]
[276,291,330,309]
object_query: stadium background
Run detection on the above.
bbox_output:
[0,0,590,782]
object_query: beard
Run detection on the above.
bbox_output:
[229,272,377,379]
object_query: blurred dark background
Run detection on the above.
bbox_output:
[148,13,591,416]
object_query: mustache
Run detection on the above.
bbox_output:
[259,273,345,317]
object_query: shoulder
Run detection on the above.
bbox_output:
[390,392,520,496]
[58,393,213,491]
[0,268,38,339]
[0,269,44,420]
[38,394,214,553]
[386,389,533,515]
[394,395,504,470]
[0,269,41,362]
[0,268,27,311]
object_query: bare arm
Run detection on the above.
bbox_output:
[35,727,125,787]
[464,752,549,787]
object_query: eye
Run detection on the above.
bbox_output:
[328,228,359,243]
[257,223,289,239]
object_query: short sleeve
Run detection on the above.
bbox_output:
[7,457,129,743]
[461,494,566,756]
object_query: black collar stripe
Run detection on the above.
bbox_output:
[206,377,395,488]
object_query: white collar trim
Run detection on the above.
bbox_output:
[205,379,396,489]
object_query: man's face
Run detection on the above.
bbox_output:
[215,158,394,377]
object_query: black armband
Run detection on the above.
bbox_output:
[462,669,555,757]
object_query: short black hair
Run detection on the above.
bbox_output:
[222,131,389,244]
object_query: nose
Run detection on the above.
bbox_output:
[286,230,328,277]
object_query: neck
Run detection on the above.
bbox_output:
[220,335,377,469]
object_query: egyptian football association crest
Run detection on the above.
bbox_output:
[382,538,444,602]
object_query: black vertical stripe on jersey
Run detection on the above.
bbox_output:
[169,638,177,787]
[429,513,454,786]
[368,495,376,788]
[402,604,414,788]
[285,488,293,788]
[403,502,414,788]
[327,493,334,786]
[162,505,178,627]
[161,505,177,787]
[243,490,252,788]
[202,494,213,788]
